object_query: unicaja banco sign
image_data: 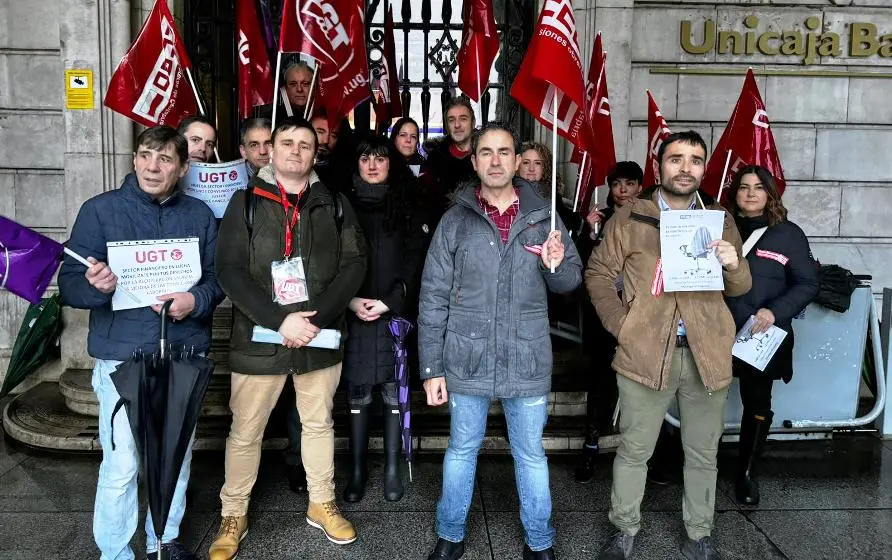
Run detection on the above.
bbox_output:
[681,16,892,65]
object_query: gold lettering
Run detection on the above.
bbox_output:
[744,15,759,54]
[881,34,892,57]
[850,23,878,57]
[681,20,714,55]
[718,30,744,55]
[781,32,804,56]
[804,17,820,65]
[817,33,841,57]
[757,31,780,55]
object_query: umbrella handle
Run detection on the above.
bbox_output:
[159,299,174,361]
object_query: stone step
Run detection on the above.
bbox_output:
[3,382,618,454]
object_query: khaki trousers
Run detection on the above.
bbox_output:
[220,363,342,516]
[610,348,728,541]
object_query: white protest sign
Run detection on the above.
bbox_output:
[732,317,788,372]
[180,160,250,218]
[660,210,725,292]
[107,238,202,311]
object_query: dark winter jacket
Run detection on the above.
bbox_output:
[342,175,429,386]
[418,178,583,398]
[59,173,224,360]
[215,165,367,375]
[419,136,476,227]
[726,215,819,381]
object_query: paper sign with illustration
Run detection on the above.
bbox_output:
[732,316,788,372]
[659,210,725,292]
[107,238,202,311]
[180,160,250,218]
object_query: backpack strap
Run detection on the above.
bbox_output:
[245,185,344,236]
[244,186,255,236]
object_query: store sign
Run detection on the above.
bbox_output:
[681,15,892,65]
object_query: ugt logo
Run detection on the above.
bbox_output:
[299,0,350,58]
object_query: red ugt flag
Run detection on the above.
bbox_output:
[279,0,301,52]
[571,33,616,214]
[237,0,274,118]
[373,7,403,128]
[642,91,672,189]
[104,0,196,128]
[294,0,371,127]
[510,0,591,152]
[457,0,500,102]
[702,69,786,201]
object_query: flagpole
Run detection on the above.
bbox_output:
[272,51,283,128]
[572,151,588,213]
[304,63,319,120]
[63,247,141,305]
[717,149,733,204]
[184,67,221,162]
[550,93,557,274]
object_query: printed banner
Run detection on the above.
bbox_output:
[659,210,725,292]
[107,238,202,311]
[180,160,250,218]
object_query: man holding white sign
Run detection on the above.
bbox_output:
[59,125,224,560]
[586,131,751,560]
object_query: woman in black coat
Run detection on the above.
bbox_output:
[341,134,428,504]
[389,117,425,177]
[724,165,820,505]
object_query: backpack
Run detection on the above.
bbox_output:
[243,186,344,237]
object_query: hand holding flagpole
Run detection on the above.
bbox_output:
[63,247,141,305]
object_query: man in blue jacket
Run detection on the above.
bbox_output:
[419,122,583,560]
[59,125,224,560]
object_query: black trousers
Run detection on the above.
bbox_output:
[582,303,620,436]
[738,375,775,417]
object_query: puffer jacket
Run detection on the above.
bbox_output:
[585,187,752,392]
[215,165,367,375]
[418,179,583,398]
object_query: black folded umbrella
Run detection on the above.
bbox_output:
[110,300,214,559]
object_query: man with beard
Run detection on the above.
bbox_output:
[177,115,218,163]
[419,122,582,560]
[419,95,478,227]
[310,110,353,194]
[586,131,751,560]
[239,118,272,177]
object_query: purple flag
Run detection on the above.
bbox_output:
[0,216,65,304]
[258,0,276,54]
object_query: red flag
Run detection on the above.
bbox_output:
[237,0,274,118]
[642,91,672,189]
[510,0,591,152]
[571,33,616,214]
[702,69,786,201]
[457,0,500,102]
[279,0,301,51]
[103,0,197,128]
[373,7,403,128]
[293,0,370,127]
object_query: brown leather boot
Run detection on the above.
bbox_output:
[208,515,248,560]
[306,500,357,545]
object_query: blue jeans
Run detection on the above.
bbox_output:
[436,393,555,551]
[92,358,195,559]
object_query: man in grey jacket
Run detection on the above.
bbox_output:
[419,122,583,560]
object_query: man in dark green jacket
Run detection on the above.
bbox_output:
[209,117,367,559]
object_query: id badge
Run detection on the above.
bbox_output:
[271,258,309,305]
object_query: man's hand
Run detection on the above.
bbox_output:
[710,239,739,271]
[423,377,448,407]
[279,311,320,348]
[85,257,117,294]
[152,292,196,320]
[751,308,776,334]
[540,230,566,269]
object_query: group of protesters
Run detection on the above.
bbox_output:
[59,75,819,560]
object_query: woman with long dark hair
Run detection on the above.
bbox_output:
[341,134,428,503]
[724,165,819,505]
[389,117,425,176]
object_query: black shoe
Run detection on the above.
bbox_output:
[681,536,723,560]
[735,411,772,506]
[598,529,634,560]
[574,442,598,483]
[147,542,196,560]
[286,463,307,494]
[343,403,370,503]
[646,462,671,486]
[523,544,555,559]
[383,407,405,502]
[427,538,465,560]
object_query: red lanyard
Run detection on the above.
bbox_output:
[278,183,303,258]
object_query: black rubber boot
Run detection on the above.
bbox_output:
[343,403,371,503]
[735,411,773,505]
[383,407,405,502]
[574,428,599,483]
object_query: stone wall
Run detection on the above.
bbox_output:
[563,0,892,296]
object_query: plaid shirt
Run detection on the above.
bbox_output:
[476,188,520,244]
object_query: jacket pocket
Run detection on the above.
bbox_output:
[516,314,550,380]
[443,316,488,379]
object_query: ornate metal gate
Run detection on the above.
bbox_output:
[184,0,535,156]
